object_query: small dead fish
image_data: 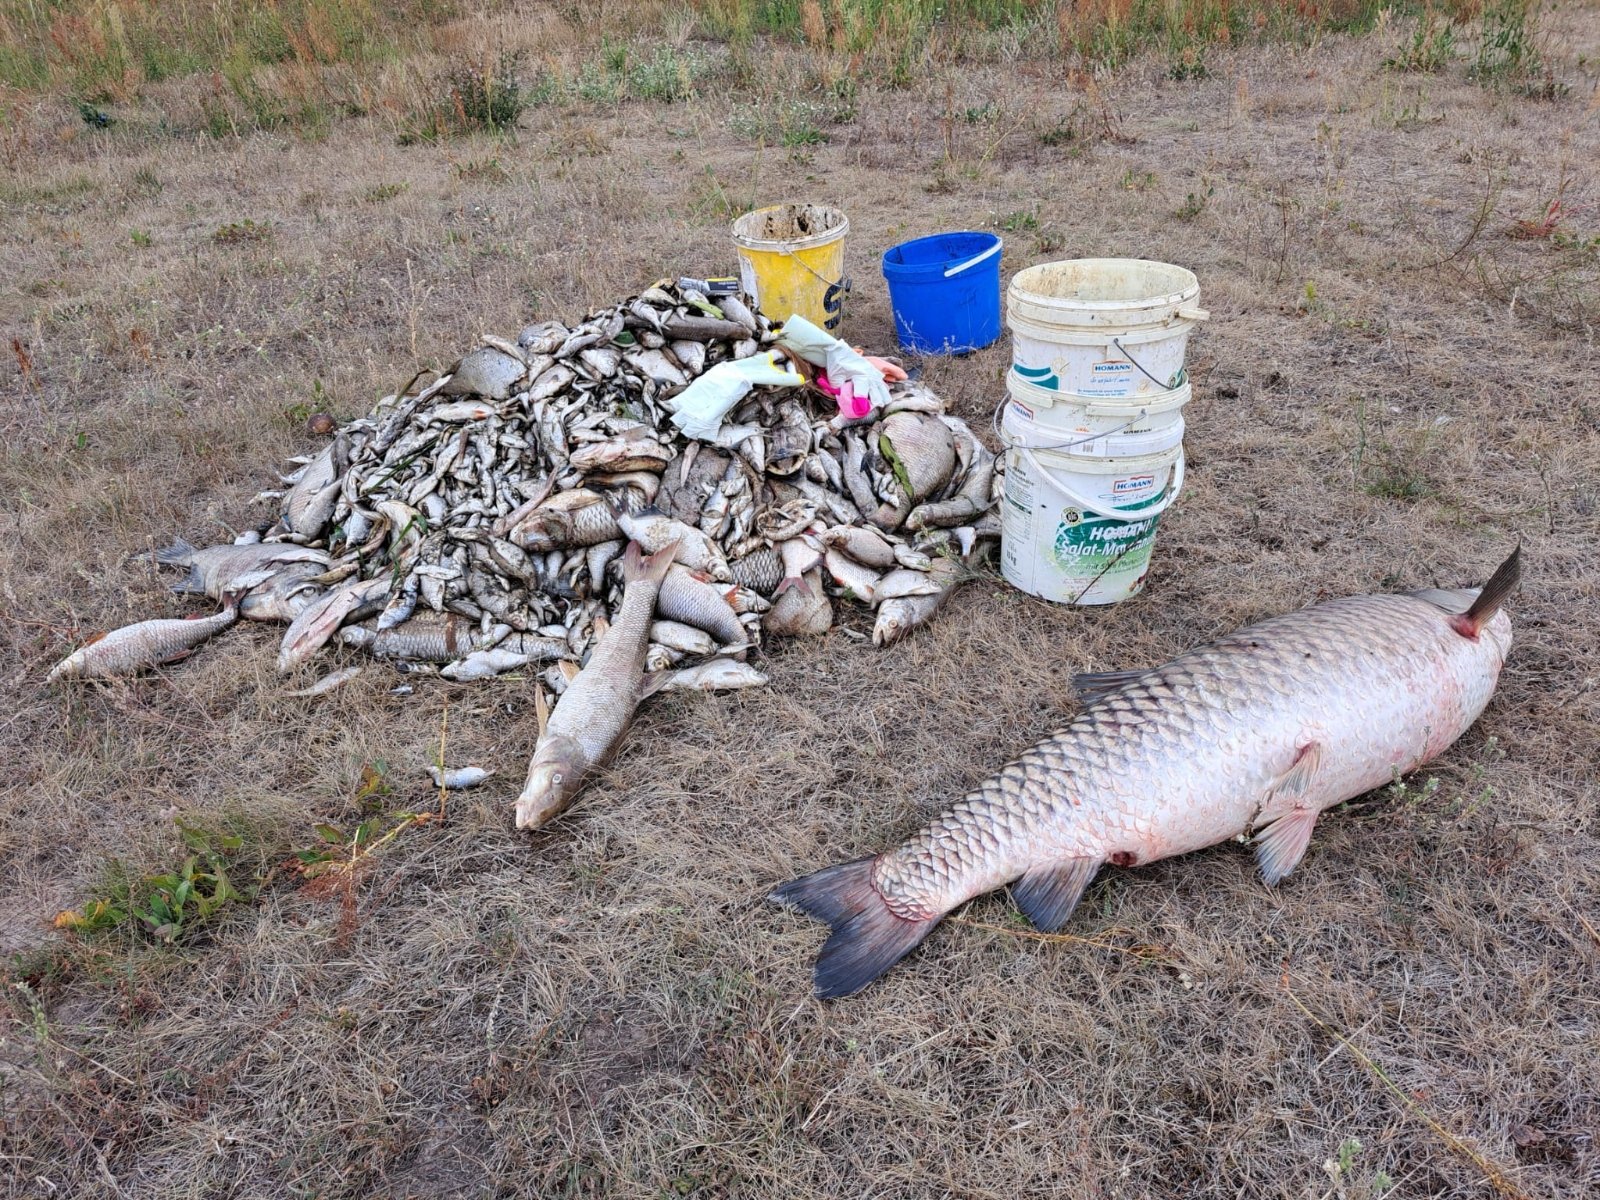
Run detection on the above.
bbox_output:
[820,525,896,571]
[763,568,832,637]
[650,620,717,657]
[278,575,390,674]
[47,599,239,682]
[662,659,769,691]
[512,493,624,551]
[341,615,508,662]
[569,436,673,475]
[878,412,956,502]
[657,565,747,645]
[442,347,525,400]
[427,400,498,423]
[873,557,965,646]
[615,506,731,581]
[285,666,363,697]
[440,647,532,681]
[824,547,882,605]
[428,765,495,789]
[518,321,569,355]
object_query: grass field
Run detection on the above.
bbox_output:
[2,2,1599,1196]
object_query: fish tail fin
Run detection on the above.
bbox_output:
[769,857,938,1000]
[622,539,679,585]
[1450,544,1522,639]
[155,536,196,566]
[773,575,812,599]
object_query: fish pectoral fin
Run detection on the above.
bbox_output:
[1269,741,1323,799]
[1252,808,1319,886]
[1010,857,1103,932]
[638,670,671,700]
[1070,668,1153,708]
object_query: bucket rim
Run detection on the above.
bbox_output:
[1006,370,1191,410]
[881,231,1002,280]
[1017,442,1182,473]
[732,204,850,253]
[1008,257,1200,311]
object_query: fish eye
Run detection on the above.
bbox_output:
[551,773,563,785]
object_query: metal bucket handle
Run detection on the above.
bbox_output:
[1018,445,1186,521]
[993,397,1152,454]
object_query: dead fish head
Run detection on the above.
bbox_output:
[514,735,588,830]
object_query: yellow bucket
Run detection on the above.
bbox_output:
[731,204,850,331]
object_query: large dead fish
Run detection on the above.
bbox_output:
[514,541,677,830]
[771,549,1522,998]
[47,598,240,682]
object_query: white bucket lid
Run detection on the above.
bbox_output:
[732,204,850,252]
[1006,369,1191,414]
[1008,258,1204,332]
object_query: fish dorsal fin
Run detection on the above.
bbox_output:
[1451,545,1522,639]
[1071,668,1153,708]
[1010,857,1103,932]
[1253,809,1319,886]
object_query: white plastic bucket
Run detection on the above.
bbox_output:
[1007,258,1208,398]
[1004,369,1189,457]
[999,401,1183,605]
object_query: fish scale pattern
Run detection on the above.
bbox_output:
[871,592,1512,921]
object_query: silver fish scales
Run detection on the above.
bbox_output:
[771,549,1522,998]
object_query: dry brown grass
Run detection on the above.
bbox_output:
[3,8,1600,1198]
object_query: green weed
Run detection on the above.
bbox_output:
[129,228,152,246]
[401,50,533,144]
[364,181,407,203]
[1384,12,1456,73]
[213,218,274,244]
[1175,184,1213,222]
[53,820,249,944]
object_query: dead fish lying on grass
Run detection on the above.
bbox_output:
[285,666,363,697]
[515,542,677,830]
[429,765,495,789]
[771,549,1523,999]
[47,597,240,682]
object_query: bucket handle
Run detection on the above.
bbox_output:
[1110,338,1190,394]
[1178,306,1210,321]
[944,240,1002,278]
[1018,445,1185,521]
[993,397,1152,454]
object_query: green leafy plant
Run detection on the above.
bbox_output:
[1385,12,1455,73]
[54,820,247,943]
[213,218,273,244]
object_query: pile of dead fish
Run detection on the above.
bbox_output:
[48,281,1002,699]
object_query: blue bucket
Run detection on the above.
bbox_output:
[881,231,1003,355]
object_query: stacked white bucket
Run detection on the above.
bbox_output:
[999,258,1207,605]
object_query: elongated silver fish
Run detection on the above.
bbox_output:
[156,537,329,599]
[515,542,677,830]
[47,599,239,682]
[772,549,1522,998]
